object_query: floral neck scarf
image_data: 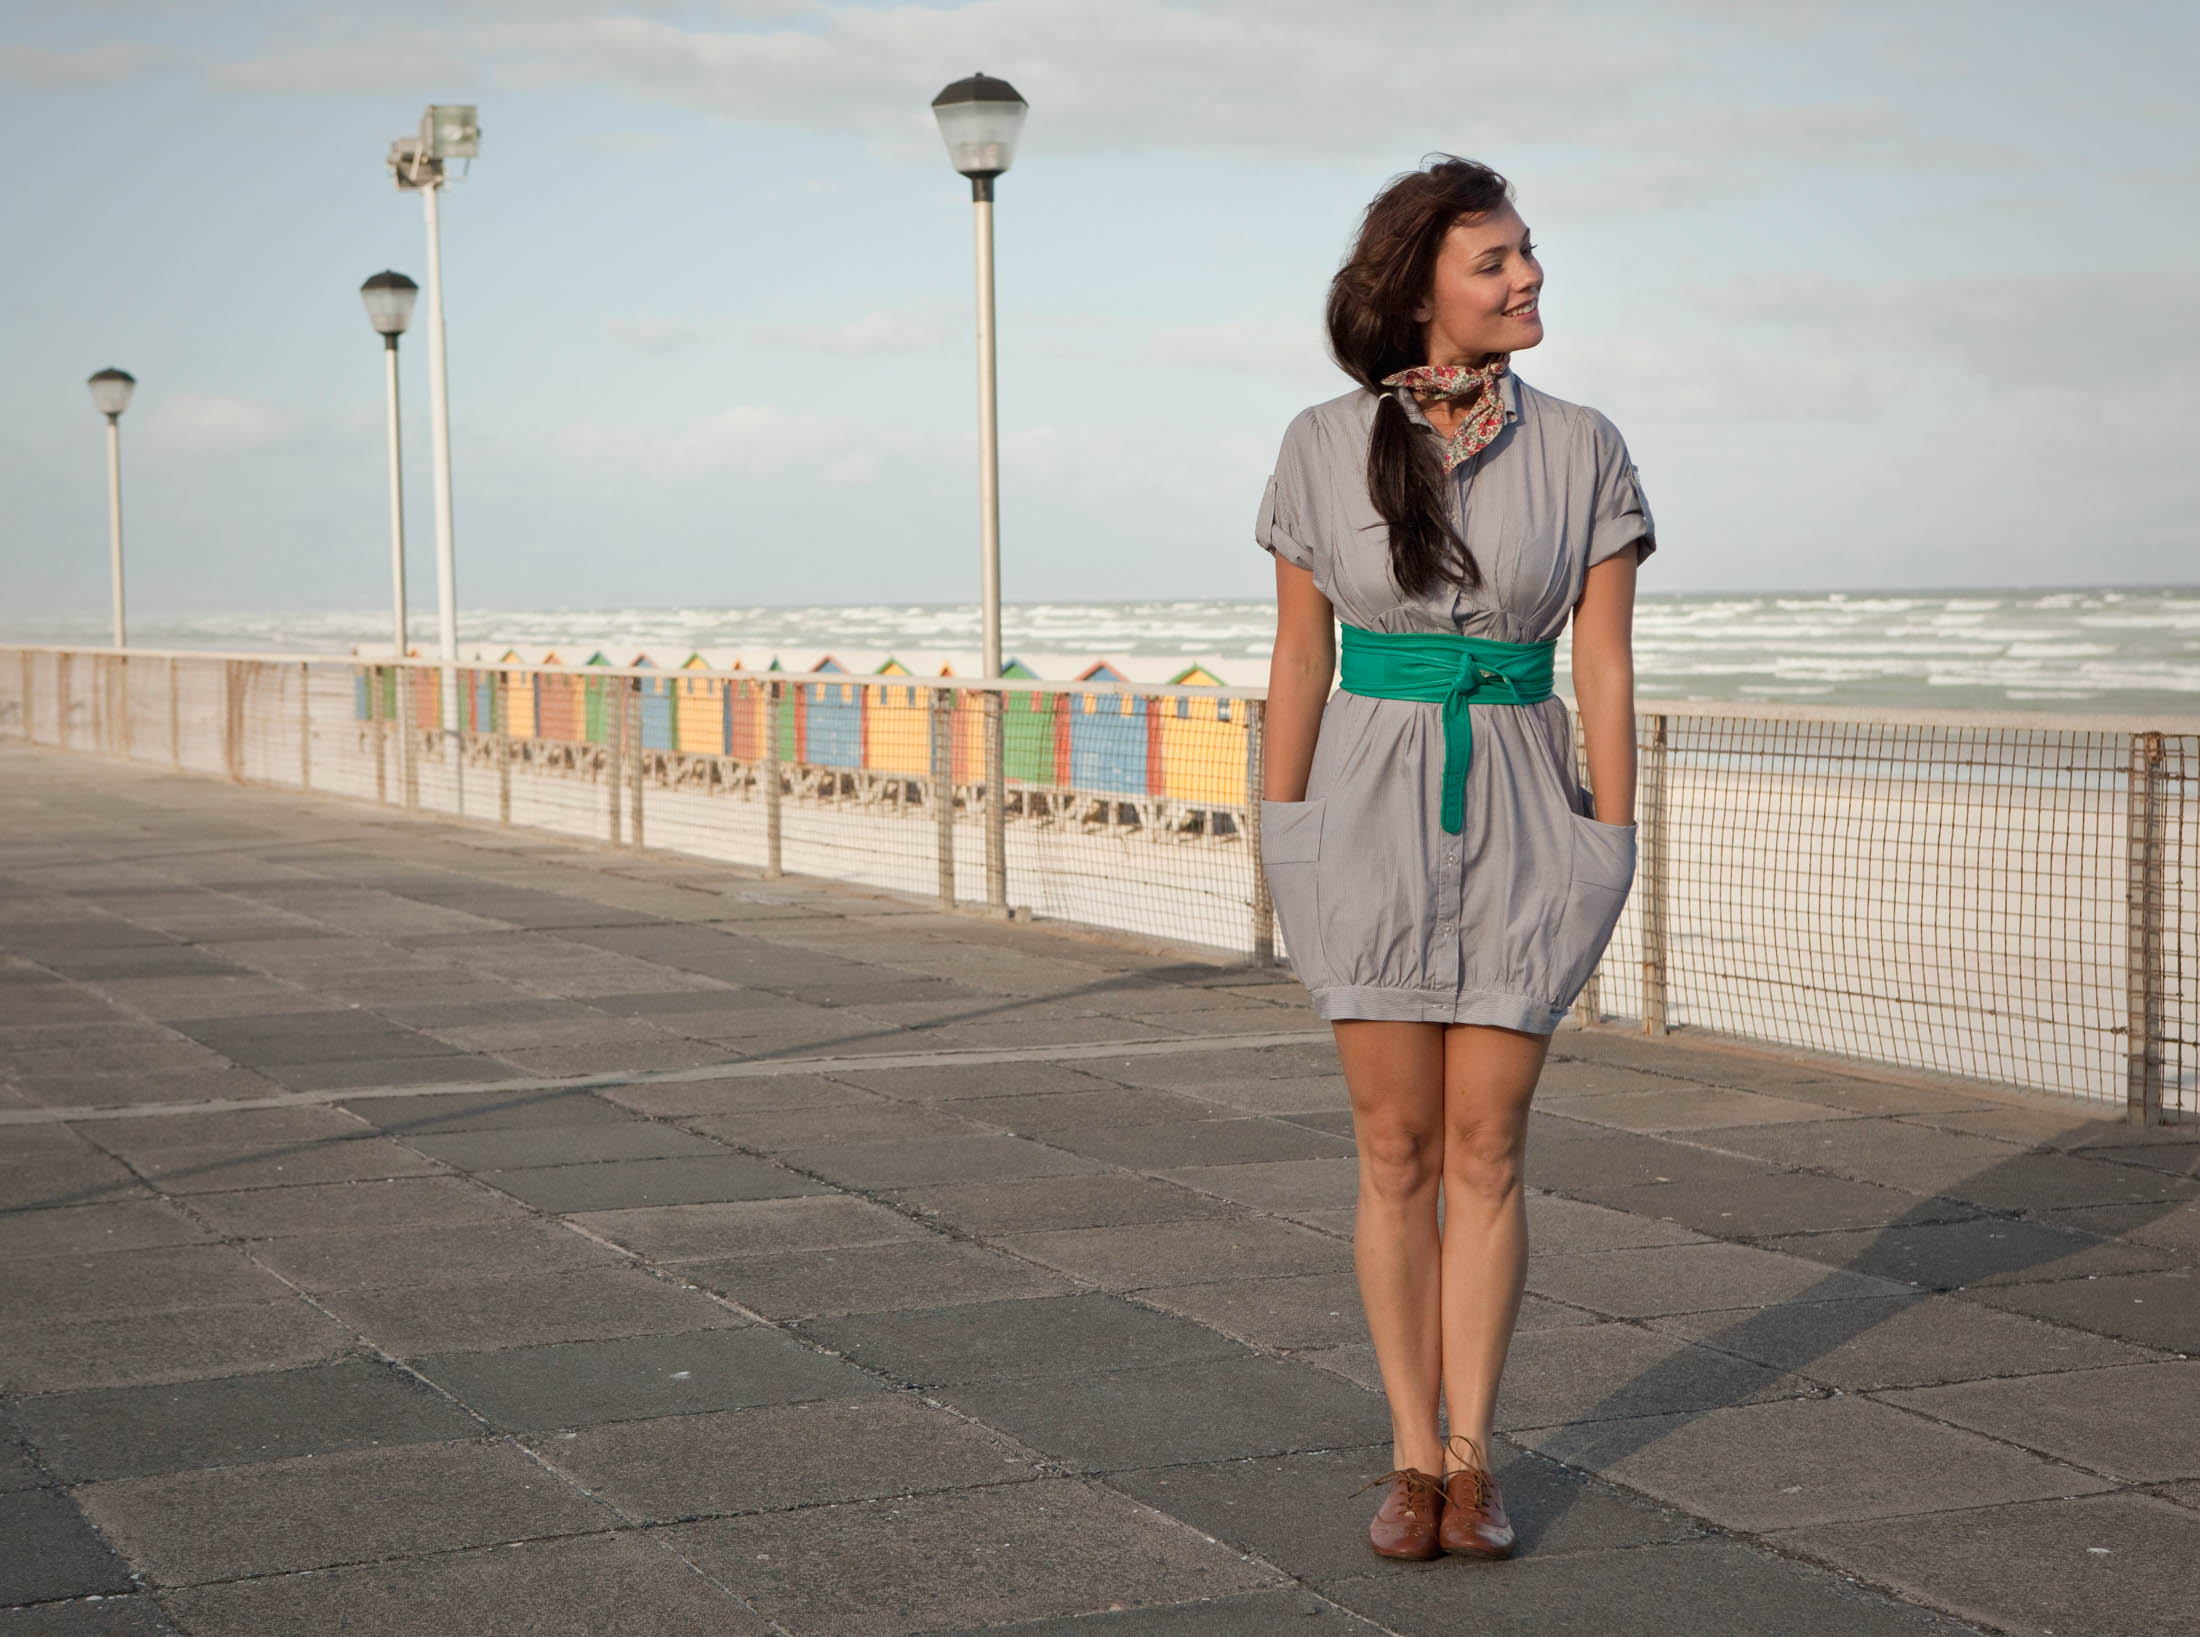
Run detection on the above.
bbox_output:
[1380,356,1510,473]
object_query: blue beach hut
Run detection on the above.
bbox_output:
[803,656,861,769]
[632,655,675,750]
[1069,661,1150,795]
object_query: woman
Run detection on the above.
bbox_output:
[1257,156,1652,1562]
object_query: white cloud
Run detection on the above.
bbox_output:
[558,402,891,483]
[0,41,169,89]
[138,394,307,457]
[751,307,959,355]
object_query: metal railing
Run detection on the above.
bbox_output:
[3,645,2192,1120]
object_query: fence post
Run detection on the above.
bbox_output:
[606,672,625,847]
[983,687,1007,909]
[764,680,783,879]
[167,657,180,766]
[2126,731,2166,1125]
[115,654,131,758]
[372,667,389,805]
[932,684,956,907]
[56,653,71,749]
[297,662,311,790]
[18,651,30,742]
[1639,712,1670,1035]
[495,667,512,826]
[626,676,644,851]
[399,666,419,811]
[221,661,243,782]
[1246,696,1273,965]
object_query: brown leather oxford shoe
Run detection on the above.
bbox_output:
[1354,1466,1445,1560]
[1438,1435,1516,1559]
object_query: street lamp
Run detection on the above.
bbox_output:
[932,71,1028,911]
[85,368,136,648]
[388,102,479,808]
[359,271,418,661]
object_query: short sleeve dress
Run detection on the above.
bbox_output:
[1255,371,1655,1033]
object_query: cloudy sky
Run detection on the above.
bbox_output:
[3,0,2193,622]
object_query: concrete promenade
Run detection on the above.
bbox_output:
[2,740,2196,1636]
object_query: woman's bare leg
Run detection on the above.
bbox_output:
[1437,1023,1550,1466]
[1333,1018,1447,1475]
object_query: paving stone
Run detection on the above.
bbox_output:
[684,1102,976,1151]
[75,1438,610,1586]
[997,1215,1354,1289]
[1495,1319,1812,1430]
[0,1593,179,1633]
[397,1120,724,1172]
[15,1359,478,1482]
[1173,1071,1351,1115]
[936,1354,1386,1472]
[1325,1536,1975,1637]
[949,1086,1224,1134]
[1647,1290,2165,1391]
[411,1326,881,1431]
[124,1137,447,1193]
[0,1489,135,1605]
[170,1012,454,1065]
[1543,1082,1851,1132]
[1525,1240,1914,1317]
[156,1525,767,1636]
[777,1133,1106,1190]
[891,1173,1226,1235]
[0,1299,360,1394]
[1594,1168,1974,1239]
[1042,1118,1354,1171]
[11,1068,289,1111]
[0,1200,209,1260]
[1514,1393,2110,1533]
[0,1154,151,1211]
[1135,1273,1370,1350]
[1523,1116,1793,1202]
[477,1153,825,1213]
[795,1293,1247,1387]
[2034,1198,2200,1262]
[664,1476,1281,1634]
[915,1589,1386,1636]
[571,1195,926,1261]
[600,1074,874,1119]
[683,1236,1073,1320]
[1075,1043,1340,1090]
[77,1106,371,1158]
[1774,1491,2199,1637]
[182,1175,531,1239]
[531,1393,1040,1522]
[340,1087,638,1133]
[316,1265,744,1356]
[1522,1190,1713,1250]
[1761,1215,2179,1290]
[246,1218,621,1294]
[5,1244,290,1319]
[1878,1360,2200,1482]
[1154,1156,1357,1213]
[1110,1438,1701,1583]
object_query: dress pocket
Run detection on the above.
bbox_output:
[1259,798,1328,987]
[1548,811,1637,1006]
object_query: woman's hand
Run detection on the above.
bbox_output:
[1570,546,1642,824]
[1265,557,1336,800]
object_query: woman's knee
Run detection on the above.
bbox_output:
[1444,1121,1524,1203]
[1359,1125,1442,1203]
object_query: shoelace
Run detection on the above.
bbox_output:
[1350,1467,1444,1522]
[1443,1434,1496,1511]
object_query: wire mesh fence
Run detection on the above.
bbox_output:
[3,645,2192,1117]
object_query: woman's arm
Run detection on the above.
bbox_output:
[1263,557,1336,800]
[1570,546,1641,824]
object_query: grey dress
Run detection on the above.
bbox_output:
[1255,371,1655,1032]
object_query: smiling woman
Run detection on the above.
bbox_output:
[1257,153,1656,1566]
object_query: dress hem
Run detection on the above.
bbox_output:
[1309,983,1567,1035]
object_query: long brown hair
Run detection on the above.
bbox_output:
[1326,156,1513,596]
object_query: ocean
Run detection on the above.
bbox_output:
[8,586,2198,717]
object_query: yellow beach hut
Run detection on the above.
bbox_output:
[1157,663,1246,805]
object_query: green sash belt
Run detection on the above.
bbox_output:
[1337,625,1556,835]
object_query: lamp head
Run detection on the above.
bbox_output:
[931,72,1028,180]
[360,270,420,336]
[86,368,136,418]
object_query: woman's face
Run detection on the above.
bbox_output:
[1414,202,1543,366]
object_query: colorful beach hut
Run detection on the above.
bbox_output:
[497,650,535,739]
[675,654,727,755]
[1069,661,1152,796]
[1156,663,1245,805]
[727,662,771,762]
[863,658,934,777]
[1001,658,1068,788]
[769,660,801,763]
[534,651,584,743]
[581,653,615,744]
[803,657,860,769]
[632,655,675,750]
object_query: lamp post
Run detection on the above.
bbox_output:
[85,368,135,648]
[388,103,479,809]
[359,272,418,659]
[932,72,1028,911]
